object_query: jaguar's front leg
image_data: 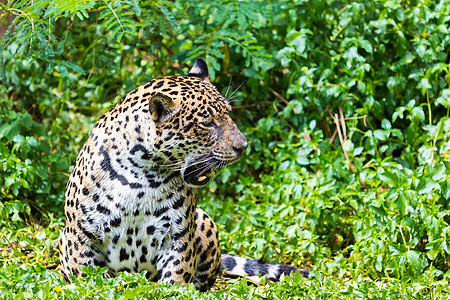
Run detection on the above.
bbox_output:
[156,217,197,285]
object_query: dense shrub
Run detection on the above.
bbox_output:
[1,0,450,297]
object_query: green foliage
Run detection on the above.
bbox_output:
[1,267,449,299]
[97,1,140,42]
[0,90,68,225]
[2,0,450,297]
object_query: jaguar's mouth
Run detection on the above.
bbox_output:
[182,157,225,187]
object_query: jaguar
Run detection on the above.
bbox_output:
[59,58,309,291]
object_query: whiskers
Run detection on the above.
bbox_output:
[149,140,221,178]
[225,77,245,104]
[156,152,214,173]
[183,156,225,178]
[156,150,225,178]
[158,153,204,171]
[153,143,205,171]
[225,76,233,99]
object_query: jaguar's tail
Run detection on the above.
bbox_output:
[220,254,311,283]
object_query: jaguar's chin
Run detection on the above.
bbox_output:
[182,158,224,187]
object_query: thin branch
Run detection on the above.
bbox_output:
[330,110,360,173]
[329,129,337,145]
[333,113,349,162]
[273,102,299,134]
[268,87,298,114]
[339,107,346,139]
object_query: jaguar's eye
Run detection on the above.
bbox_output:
[202,120,215,127]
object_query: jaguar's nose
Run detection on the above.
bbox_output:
[233,132,248,154]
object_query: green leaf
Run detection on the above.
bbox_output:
[290,35,306,54]
[220,168,231,183]
[406,250,421,271]
[128,0,141,16]
[373,129,388,141]
[1,119,21,140]
[410,107,425,124]
[279,161,290,170]
[395,192,407,216]
[36,165,48,180]
[296,156,309,165]
[158,4,178,32]
[431,164,446,182]
[436,89,450,108]
[417,78,431,95]
[26,136,38,147]
[380,171,398,187]
[21,113,34,129]
[343,140,354,153]
[418,178,440,195]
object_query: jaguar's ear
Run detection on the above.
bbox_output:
[187,58,209,81]
[149,93,179,122]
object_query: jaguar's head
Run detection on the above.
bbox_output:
[149,58,248,187]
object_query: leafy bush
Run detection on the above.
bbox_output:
[1,0,450,298]
[0,86,68,225]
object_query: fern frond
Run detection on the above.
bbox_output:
[98,1,139,42]
[45,0,95,20]
[126,0,141,17]
[157,4,178,32]
[217,30,271,64]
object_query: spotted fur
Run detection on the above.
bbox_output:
[59,58,308,291]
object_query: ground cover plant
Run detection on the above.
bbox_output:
[1,0,450,298]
